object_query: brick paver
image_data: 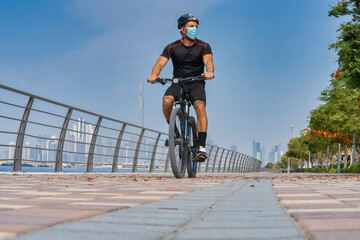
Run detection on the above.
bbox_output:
[273,173,360,240]
[13,176,305,240]
[0,172,263,239]
[4,172,360,240]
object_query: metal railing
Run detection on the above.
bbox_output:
[0,84,261,173]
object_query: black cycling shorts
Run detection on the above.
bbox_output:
[164,82,206,105]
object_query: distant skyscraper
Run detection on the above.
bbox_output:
[78,117,85,142]
[252,141,262,161]
[230,145,237,152]
[261,146,267,166]
[0,149,7,159]
[23,141,30,160]
[48,135,57,161]
[289,125,295,140]
[35,144,42,161]
[8,142,15,160]
[268,143,282,164]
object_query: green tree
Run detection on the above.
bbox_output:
[287,134,309,160]
[329,0,360,89]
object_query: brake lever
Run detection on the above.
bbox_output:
[157,78,166,85]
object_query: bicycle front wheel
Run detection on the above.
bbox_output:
[187,116,198,178]
[169,108,187,178]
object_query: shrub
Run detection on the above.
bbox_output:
[294,168,306,172]
[340,168,350,173]
[329,168,338,173]
[350,163,360,173]
[265,163,274,168]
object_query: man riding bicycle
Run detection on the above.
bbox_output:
[148,13,214,162]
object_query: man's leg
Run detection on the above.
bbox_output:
[194,100,208,132]
[163,95,175,147]
[163,95,175,122]
[194,100,208,161]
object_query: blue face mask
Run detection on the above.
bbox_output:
[186,27,198,40]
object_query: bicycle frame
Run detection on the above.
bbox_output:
[172,87,192,149]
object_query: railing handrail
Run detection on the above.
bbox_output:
[0,83,261,173]
[0,84,166,135]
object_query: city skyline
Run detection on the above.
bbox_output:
[0,116,162,165]
[253,140,282,167]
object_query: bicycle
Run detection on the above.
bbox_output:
[156,76,208,178]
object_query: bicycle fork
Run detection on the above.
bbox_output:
[184,102,190,147]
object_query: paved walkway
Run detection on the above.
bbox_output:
[0,172,264,239]
[273,173,360,240]
[3,172,360,239]
[13,177,304,240]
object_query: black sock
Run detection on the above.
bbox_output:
[198,132,207,147]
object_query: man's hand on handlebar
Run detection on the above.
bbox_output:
[202,72,214,80]
[147,75,159,84]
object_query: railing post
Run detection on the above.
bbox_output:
[87,117,102,173]
[212,148,220,173]
[55,108,73,172]
[231,153,238,172]
[245,157,250,172]
[249,157,252,172]
[326,145,329,171]
[241,156,248,172]
[112,124,126,173]
[150,133,161,173]
[352,133,356,165]
[14,97,34,172]
[227,151,235,172]
[133,129,145,173]
[239,155,244,172]
[223,150,230,173]
[246,156,250,172]
[217,149,225,173]
[337,143,341,173]
[205,146,214,173]
[235,153,241,172]
[238,154,245,172]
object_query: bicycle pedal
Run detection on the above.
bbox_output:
[195,154,207,162]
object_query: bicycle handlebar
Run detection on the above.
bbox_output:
[155,76,207,85]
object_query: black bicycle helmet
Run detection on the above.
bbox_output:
[177,13,199,29]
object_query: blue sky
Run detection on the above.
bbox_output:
[0,0,343,155]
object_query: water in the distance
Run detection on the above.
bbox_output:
[0,166,164,173]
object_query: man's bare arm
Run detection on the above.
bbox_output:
[148,56,169,83]
[203,54,214,79]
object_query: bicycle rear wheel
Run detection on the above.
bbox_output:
[169,108,186,178]
[187,116,198,178]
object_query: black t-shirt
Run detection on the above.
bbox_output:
[161,39,212,78]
